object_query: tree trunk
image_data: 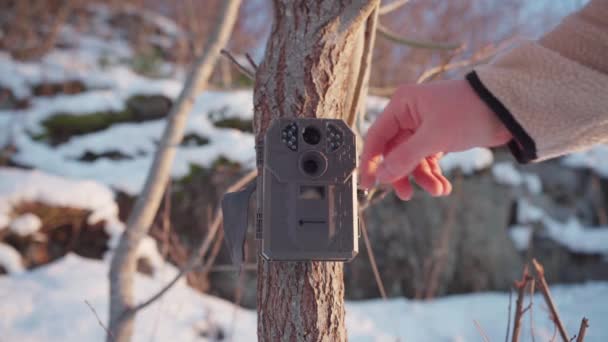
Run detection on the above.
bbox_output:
[254,1,379,341]
[106,1,241,341]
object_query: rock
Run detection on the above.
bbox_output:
[126,95,172,121]
[346,170,523,300]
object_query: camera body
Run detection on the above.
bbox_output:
[260,118,358,261]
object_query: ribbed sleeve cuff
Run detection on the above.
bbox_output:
[465,71,537,163]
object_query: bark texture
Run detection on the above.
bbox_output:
[254,1,379,341]
[106,1,241,341]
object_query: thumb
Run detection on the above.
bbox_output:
[376,129,433,184]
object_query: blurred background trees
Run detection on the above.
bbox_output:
[0,0,598,310]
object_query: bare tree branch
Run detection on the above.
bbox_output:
[85,300,114,341]
[474,320,491,342]
[532,259,570,342]
[377,24,461,50]
[360,215,387,299]
[422,174,462,299]
[107,1,243,340]
[505,289,513,342]
[576,318,589,342]
[245,53,258,71]
[530,278,537,342]
[378,0,409,15]
[221,49,255,80]
[348,6,378,128]
[131,170,257,314]
[512,266,532,342]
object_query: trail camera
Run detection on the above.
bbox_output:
[222,118,359,265]
[260,118,358,261]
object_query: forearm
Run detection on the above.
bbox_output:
[466,0,608,163]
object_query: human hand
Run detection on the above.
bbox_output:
[359,79,511,200]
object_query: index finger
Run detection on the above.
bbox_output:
[360,98,413,188]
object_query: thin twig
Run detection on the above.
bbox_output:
[200,228,225,277]
[576,318,589,342]
[423,174,462,299]
[245,53,258,71]
[347,5,378,128]
[512,265,532,342]
[132,170,257,313]
[220,49,255,80]
[474,320,491,342]
[505,289,513,342]
[530,278,536,342]
[85,300,114,341]
[416,50,492,84]
[361,215,387,299]
[377,24,461,50]
[532,259,570,342]
[378,0,409,15]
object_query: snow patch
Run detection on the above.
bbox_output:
[1,255,607,341]
[508,225,533,251]
[9,213,42,236]
[514,197,608,255]
[562,145,608,178]
[440,148,494,175]
[0,167,123,241]
[0,242,24,274]
[492,161,542,194]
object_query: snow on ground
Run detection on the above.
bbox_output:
[440,147,494,175]
[508,225,533,251]
[0,243,24,274]
[1,254,607,342]
[0,167,162,265]
[511,198,608,255]
[8,213,42,237]
[563,145,608,178]
[492,161,542,194]
[0,167,119,231]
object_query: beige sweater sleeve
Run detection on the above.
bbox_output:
[466,0,608,163]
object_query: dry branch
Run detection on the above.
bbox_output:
[532,259,570,342]
[132,170,257,313]
[107,2,242,340]
[378,0,409,15]
[377,24,461,50]
[576,318,589,342]
[474,320,491,342]
[512,266,532,342]
[360,215,387,299]
[85,300,114,341]
[245,53,258,71]
[220,49,255,80]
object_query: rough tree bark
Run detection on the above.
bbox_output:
[106,1,241,341]
[254,1,379,341]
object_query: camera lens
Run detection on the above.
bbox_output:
[302,126,321,145]
[302,159,318,175]
[299,151,327,177]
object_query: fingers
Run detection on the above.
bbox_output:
[376,129,431,184]
[427,154,452,195]
[360,94,417,189]
[392,176,414,200]
[411,156,452,197]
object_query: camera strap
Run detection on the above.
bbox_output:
[221,179,256,269]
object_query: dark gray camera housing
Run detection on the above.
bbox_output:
[260,118,358,261]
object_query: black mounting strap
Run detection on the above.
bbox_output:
[221,180,257,268]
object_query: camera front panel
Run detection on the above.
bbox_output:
[261,118,358,261]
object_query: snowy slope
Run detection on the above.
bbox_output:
[0,254,606,342]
